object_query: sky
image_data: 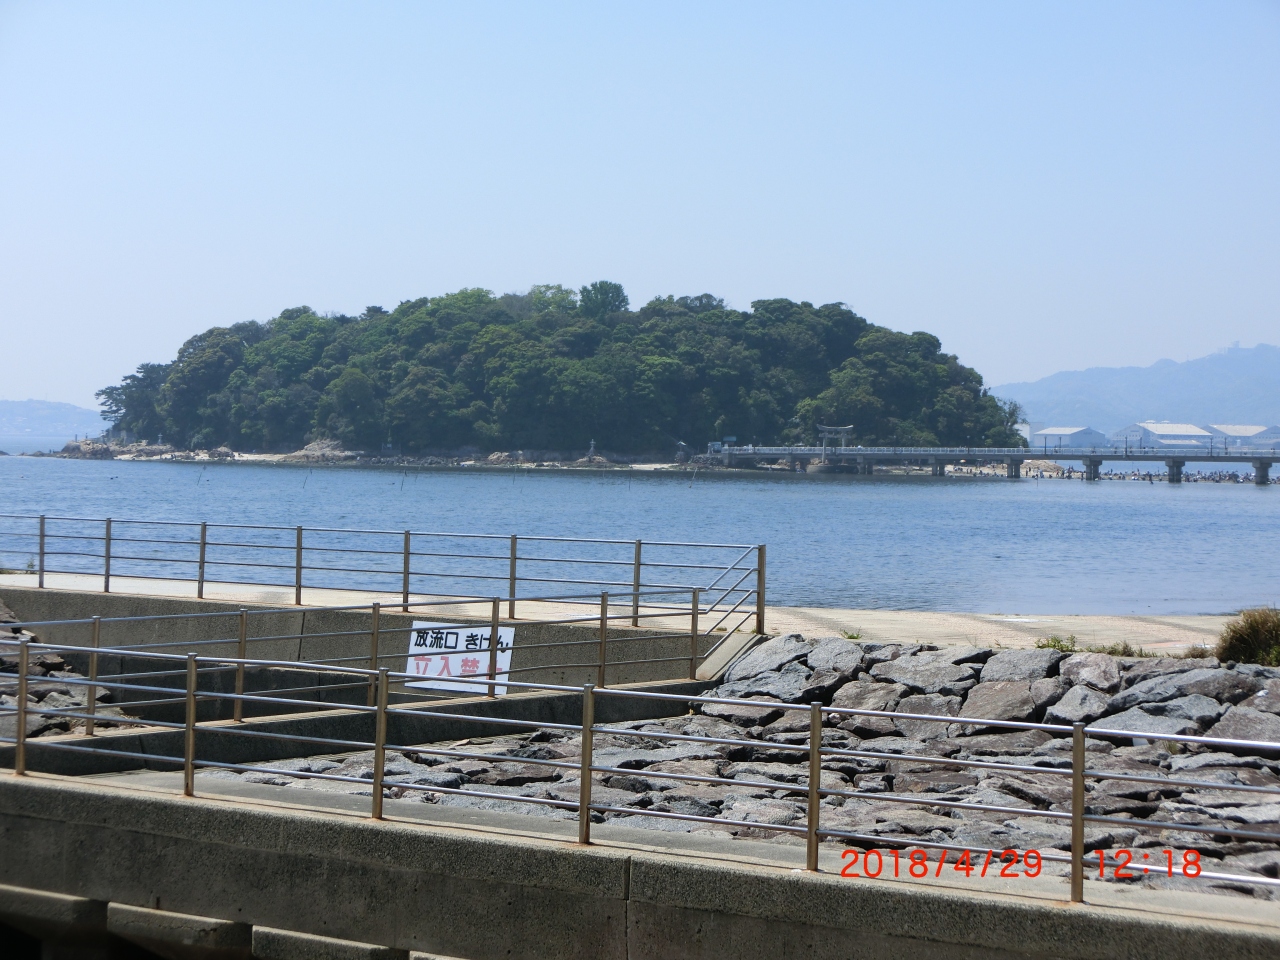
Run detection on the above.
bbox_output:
[1,1,1277,409]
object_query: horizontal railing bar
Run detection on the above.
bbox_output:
[817,783,1074,820]
[0,516,758,549]
[1085,725,1280,752]
[589,805,807,835]
[4,739,188,765]
[821,744,1073,778]
[88,535,198,547]
[1080,812,1280,844]
[1080,768,1280,796]
[587,762,810,798]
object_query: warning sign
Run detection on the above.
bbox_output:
[404,621,514,696]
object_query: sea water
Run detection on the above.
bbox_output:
[0,456,1275,615]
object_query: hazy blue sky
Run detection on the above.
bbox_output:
[2,1,1277,408]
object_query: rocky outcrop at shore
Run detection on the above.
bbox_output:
[45,438,682,468]
[203,634,1280,897]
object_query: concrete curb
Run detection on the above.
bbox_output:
[1,774,1277,960]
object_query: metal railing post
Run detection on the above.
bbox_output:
[294,526,303,605]
[233,608,248,722]
[578,683,595,845]
[197,522,208,598]
[806,701,822,871]
[15,640,29,775]
[689,587,701,680]
[85,616,101,736]
[103,518,112,593]
[37,516,45,588]
[508,535,517,619]
[1071,722,1085,902]
[401,531,411,612]
[597,592,609,688]
[487,598,501,698]
[183,653,197,797]
[367,603,381,706]
[631,539,642,626]
[755,544,766,634]
[371,667,389,820]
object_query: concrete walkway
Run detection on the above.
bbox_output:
[0,572,1232,655]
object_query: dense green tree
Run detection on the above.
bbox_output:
[96,285,1024,453]
[95,362,171,441]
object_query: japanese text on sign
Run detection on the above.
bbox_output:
[404,621,514,695]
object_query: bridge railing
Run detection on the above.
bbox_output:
[3,633,1277,904]
[721,444,1279,458]
[0,513,766,633]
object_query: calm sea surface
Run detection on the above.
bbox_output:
[0,456,1276,615]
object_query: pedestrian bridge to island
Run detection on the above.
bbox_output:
[716,443,1277,484]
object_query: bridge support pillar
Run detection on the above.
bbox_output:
[1166,460,1185,484]
[931,462,944,477]
[1255,460,1272,485]
[1007,459,1022,479]
[1084,458,1103,481]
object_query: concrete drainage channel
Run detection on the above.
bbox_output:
[2,596,1280,958]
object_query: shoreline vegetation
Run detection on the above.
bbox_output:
[93,284,1025,458]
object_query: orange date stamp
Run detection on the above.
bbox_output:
[839,847,1202,880]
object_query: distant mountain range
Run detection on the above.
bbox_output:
[991,344,1280,433]
[0,399,108,452]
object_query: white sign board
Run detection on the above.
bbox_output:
[404,621,514,696]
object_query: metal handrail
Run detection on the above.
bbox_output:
[0,512,765,631]
[6,633,1280,904]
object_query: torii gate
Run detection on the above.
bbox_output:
[817,424,855,464]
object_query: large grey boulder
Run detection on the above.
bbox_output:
[980,648,1067,682]
[870,655,978,696]
[715,660,813,702]
[928,646,993,666]
[1096,696,1224,739]
[895,693,961,740]
[1106,668,1262,714]
[1234,664,1280,681]
[723,634,813,683]
[798,668,852,703]
[1060,653,1121,693]
[700,697,785,728]
[1238,679,1280,715]
[858,643,921,667]
[1120,657,1218,688]
[830,680,908,737]
[806,637,864,676]
[1140,694,1227,725]
[1099,707,1204,738]
[1044,685,1110,725]
[1167,751,1270,774]
[951,729,1052,754]
[1205,706,1280,745]
[962,681,1036,726]
[0,698,53,739]
[830,679,908,712]
[1030,676,1066,713]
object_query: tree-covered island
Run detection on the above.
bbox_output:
[97,283,1025,455]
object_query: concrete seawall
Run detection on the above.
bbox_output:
[1,774,1277,960]
[1,585,745,688]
